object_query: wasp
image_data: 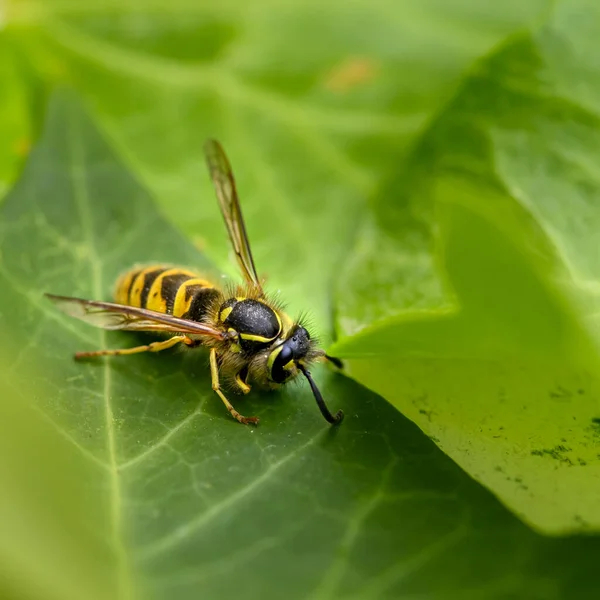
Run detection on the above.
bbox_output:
[46,140,343,426]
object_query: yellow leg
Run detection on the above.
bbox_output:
[75,335,194,360]
[234,371,251,394]
[210,348,258,425]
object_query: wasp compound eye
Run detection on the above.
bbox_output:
[270,343,294,384]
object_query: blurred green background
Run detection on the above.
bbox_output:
[2,0,600,598]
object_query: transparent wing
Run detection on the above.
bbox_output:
[204,139,262,292]
[45,294,227,339]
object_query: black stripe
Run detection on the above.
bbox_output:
[125,269,142,303]
[140,268,168,308]
[184,287,220,322]
[160,273,196,314]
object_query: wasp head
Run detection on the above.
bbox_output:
[266,325,343,425]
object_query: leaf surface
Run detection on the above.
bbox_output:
[14,0,592,531]
[8,0,550,326]
[4,0,600,593]
[2,92,600,599]
[0,32,33,199]
[328,0,600,534]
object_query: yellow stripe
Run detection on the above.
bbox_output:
[239,332,276,343]
[256,298,283,335]
[267,344,284,371]
[113,269,137,305]
[219,306,233,322]
[274,311,282,336]
[129,266,167,308]
[145,268,197,313]
[172,278,214,318]
[279,310,293,333]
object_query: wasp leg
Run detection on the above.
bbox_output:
[75,335,195,359]
[210,348,258,425]
[234,369,251,394]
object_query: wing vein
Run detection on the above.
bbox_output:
[204,139,263,294]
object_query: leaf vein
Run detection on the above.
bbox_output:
[68,115,134,600]
[137,430,324,560]
[119,397,207,471]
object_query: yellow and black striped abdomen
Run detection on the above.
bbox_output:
[114,265,221,321]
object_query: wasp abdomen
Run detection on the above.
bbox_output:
[174,283,220,321]
[114,265,220,322]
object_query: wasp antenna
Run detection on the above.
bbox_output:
[298,364,343,425]
[324,354,343,369]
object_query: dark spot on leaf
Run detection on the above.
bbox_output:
[549,385,572,400]
[418,408,433,421]
[530,445,574,465]
[587,420,600,440]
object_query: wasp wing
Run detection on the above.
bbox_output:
[45,294,227,339]
[204,139,262,293]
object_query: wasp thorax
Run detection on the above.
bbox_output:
[219,298,282,352]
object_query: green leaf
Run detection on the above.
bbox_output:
[0,343,114,600]
[5,0,600,592]
[3,91,600,599]
[11,0,585,533]
[0,32,33,199]
[331,1,600,534]
[8,0,550,327]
